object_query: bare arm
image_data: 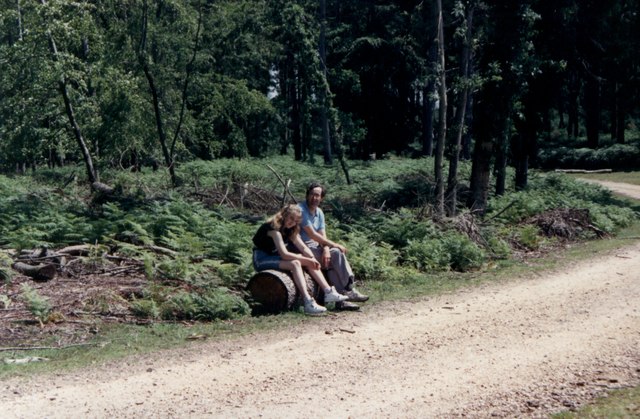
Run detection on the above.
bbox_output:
[268,230,320,269]
[301,225,346,251]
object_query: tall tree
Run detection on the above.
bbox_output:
[329,1,423,159]
[319,0,332,164]
[433,0,447,219]
[134,0,204,186]
[468,2,539,212]
[446,0,476,215]
[269,0,325,160]
[39,0,98,184]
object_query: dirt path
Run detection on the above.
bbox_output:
[576,178,640,200]
[2,181,639,418]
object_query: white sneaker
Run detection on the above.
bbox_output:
[324,286,349,303]
[304,299,327,315]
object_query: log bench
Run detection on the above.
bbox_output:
[246,269,322,315]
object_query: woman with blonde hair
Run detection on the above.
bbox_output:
[252,204,347,315]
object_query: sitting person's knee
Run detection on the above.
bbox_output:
[288,259,302,269]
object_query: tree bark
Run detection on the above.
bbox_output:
[567,70,580,139]
[446,3,474,216]
[433,0,447,219]
[41,0,98,185]
[584,75,600,149]
[246,270,318,315]
[138,1,177,186]
[289,59,302,161]
[494,117,510,196]
[319,0,332,164]
[12,262,57,282]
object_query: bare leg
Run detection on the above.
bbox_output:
[305,266,332,293]
[279,260,312,300]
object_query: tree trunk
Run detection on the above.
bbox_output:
[461,93,473,160]
[41,0,98,185]
[422,84,435,156]
[142,63,177,186]
[467,84,497,214]
[567,71,580,139]
[246,270,319,315]
[12,262,57,282]
[289,63,302,161]
[446,3,474,216]
[138,1,177,186]
[584,75,600,149]
[613,82,626,144]
[433,0,447,219]
[319,0,332,164]
[170,6,203,167]
[494,117,510,196]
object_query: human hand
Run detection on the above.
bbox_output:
[334,243,347,254]
[302,257,321,270]
[321,247,331,268]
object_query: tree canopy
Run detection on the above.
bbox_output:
[1,0,638,209]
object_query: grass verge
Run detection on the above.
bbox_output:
[553,386,640,418]
[567,171,640,185]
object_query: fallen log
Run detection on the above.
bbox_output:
[11,262,57,282]
[554,168,612,173]
[58,244,107,256]
[246,269,319,315]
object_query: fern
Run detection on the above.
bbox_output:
[20,284,52,324]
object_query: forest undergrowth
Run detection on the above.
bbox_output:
[0,157,637,349]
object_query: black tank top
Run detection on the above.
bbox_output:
[252,222,294,254]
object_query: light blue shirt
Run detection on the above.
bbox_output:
[298,201,325,245]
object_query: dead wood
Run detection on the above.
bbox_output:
[527,208,608,239]
[11,262,57,282]
[0,342,95,352]
[144,244,178,257]
[451,212,488,247]
[246,270,318,315]
[91,181,115,194]
[266,164,297,205]
[554,169,612,173]
[58,244,100,256]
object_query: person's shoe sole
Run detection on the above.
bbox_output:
[336,301,360,311]
[346,294,369,303]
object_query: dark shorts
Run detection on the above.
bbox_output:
[252,249,282,271]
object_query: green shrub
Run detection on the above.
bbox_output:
[376,209,440,247]
[160,292,197,320]
[130,299,160,319]
[345,231,399,281]
[191,288,250,320]
[484,234,512,259]
[588,205,635,233]
[403,238,450,271]
[20,284,52,324]
[537,143,640,170]
[441,233,486,271]
[511,225,543,250]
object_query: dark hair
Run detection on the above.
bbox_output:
[306,182,326,198]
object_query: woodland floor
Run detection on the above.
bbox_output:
[0,180,639,418]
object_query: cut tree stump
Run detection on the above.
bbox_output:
[246,269,320,315]
[12,262,57,282]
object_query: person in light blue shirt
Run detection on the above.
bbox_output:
[298,182,369,310]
